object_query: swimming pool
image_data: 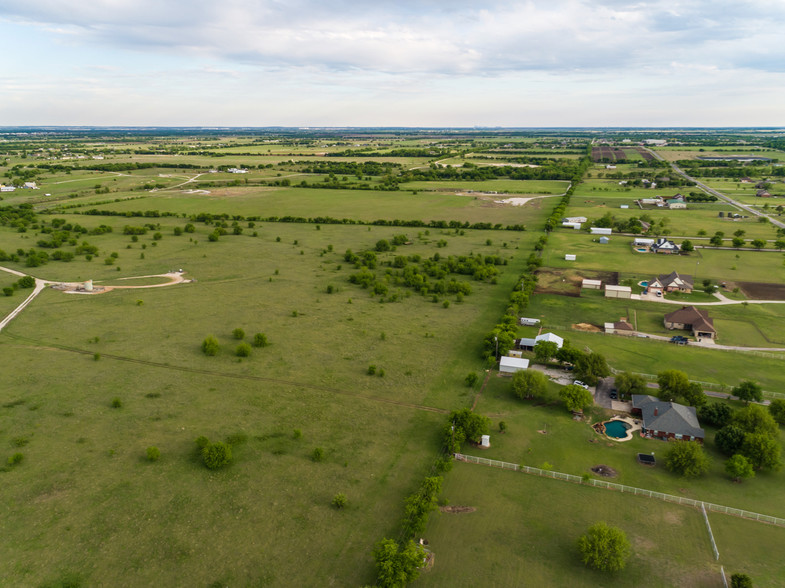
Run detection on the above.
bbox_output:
[604,420,631,438]
[636,248,648,252]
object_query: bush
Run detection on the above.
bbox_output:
[201,441,232,470]
[2,287,12,297]
[311,447,324,462]
[202,335,220,356]
[465,372,479,387]
[292,429,302,440]
[146,446,161,462]
[367,365,376,375]
[332,493,347,508]
[512,369,548,400]
[195,435,210,449]
[232,327,245,340]
[235,343,251,357]
[252,333,268,347]
[111,397,122,408]
[7,452,23,467]
[17,275,35,288]
[731,573,753,588]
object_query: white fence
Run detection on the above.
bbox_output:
[455,453,785,527]
[702,503,719,561]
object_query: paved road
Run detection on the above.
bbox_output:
[642,147,785,230]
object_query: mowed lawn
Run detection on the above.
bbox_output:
[0,218,542,586]
[419,462,780,587]
[79,186,545,226]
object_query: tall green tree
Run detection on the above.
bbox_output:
[768,398,785,426]
[512,369,549,401]
[559,384,594,413]
[534,340,559,363]
[665,441,711,478]
[740,433,782,471]
[732,404,778,438]
[732,380,763,405]
[657,369,691,402]
[373,539,426,588]
[725,454,755,482]
[574,352,610,386]
[577,522,631,572]
[614,372,648,398]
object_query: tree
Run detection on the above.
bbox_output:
[715,425,746,456]
[656,369,691,402]
[732,404,779,438]
[202,335,220,356]
[730,573,753,588]
[235,342,251,357]
[252,332,268,347]
[574,352,610,386]
[733,229,746,238]
[732,380,763,405]
[681,239,694,252]
[664,441,710,478]
[512,369,549,400]
[444,408,490,451]
[534,340,559,363]
[740,433,782,471]
[555,345,583,366]
[725,454,755,482]
[709,233,723,247]
[577,522,631,572]
[560,384,594,413]
[373,538,426,588]
[732,237,745,248]
[682,382,707,408]
[751,239,766,250]
[232,327,245,340]
[768,398,785,426]
[774,239,785,250]
[614,372,647,398]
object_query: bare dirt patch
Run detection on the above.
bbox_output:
[590,465,618,478]
[663,510,685,526]
[439,506,476,514]
[535,268,619,296]
[737,281,785,300]
[573,323,602,332]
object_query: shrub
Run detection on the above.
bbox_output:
[111,397,122,408]
[195,435,210,449]
[235,343,251,357]
[311,447,324,462]
[665,441,710,477]
[146,446,161,462]
[332,493,347,508]
[2,287,12,297]
[201,441,232,470]
[7,453,23,466]
[202,336,220,356]
[252,333,268,347]
[367,365,376,375]
[292,429,302,440]
[17,276,35,288]
[232,328,245,340]
[465,372,479,387]
[731,573,753,588]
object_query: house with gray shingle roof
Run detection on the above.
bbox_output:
[664,305,716,340]
[631,395,704,442]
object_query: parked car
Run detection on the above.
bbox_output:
[609,390,618,400]
[573,380,590,390]
[656,291,663,297]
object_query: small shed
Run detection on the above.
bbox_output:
[620,204,629,209]
[507,349,523,358]
[499,356,530,374]
[590,227,612,235]
[565,254,577,261]
[582,278,602,290]
[599,236,610,244]
[562,221,582,229]
[519,317,540,326]
[480,435,491,448]
[633,238,655,246]
[605,285,632,299]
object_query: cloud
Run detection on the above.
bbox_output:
[1,0,783,76]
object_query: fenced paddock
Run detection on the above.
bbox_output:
[455,453,785,527]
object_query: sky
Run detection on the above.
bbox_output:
[0,0,783,127]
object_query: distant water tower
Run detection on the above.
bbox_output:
[84,280,93,292]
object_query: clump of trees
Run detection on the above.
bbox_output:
[372,538,427,588]
[715,404,782,472]
[444,408,490,452]
[656,369,706,407]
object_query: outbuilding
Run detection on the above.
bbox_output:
[599,236,610,244]
[582,278,602,290]
[590,227,613,235]
[565,254,577,261]
[604,285,632,299]
[519,317,540,326]
[499,356,530,374]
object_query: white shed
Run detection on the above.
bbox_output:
[633,238,655,246]
[604,285,632,299]
[562,222,582,229]
[590,227,613,235]
[599,236,610,244]
[500,356,530,374]
[565,254,577,261]
[582,279,602,289]
[480,435,491,448]
[519,317,540,326]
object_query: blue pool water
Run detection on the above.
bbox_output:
[639,280,649,286]
[604,420,631,438]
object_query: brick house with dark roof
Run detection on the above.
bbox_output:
[631,395,705,442]
[663,305,716,339]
